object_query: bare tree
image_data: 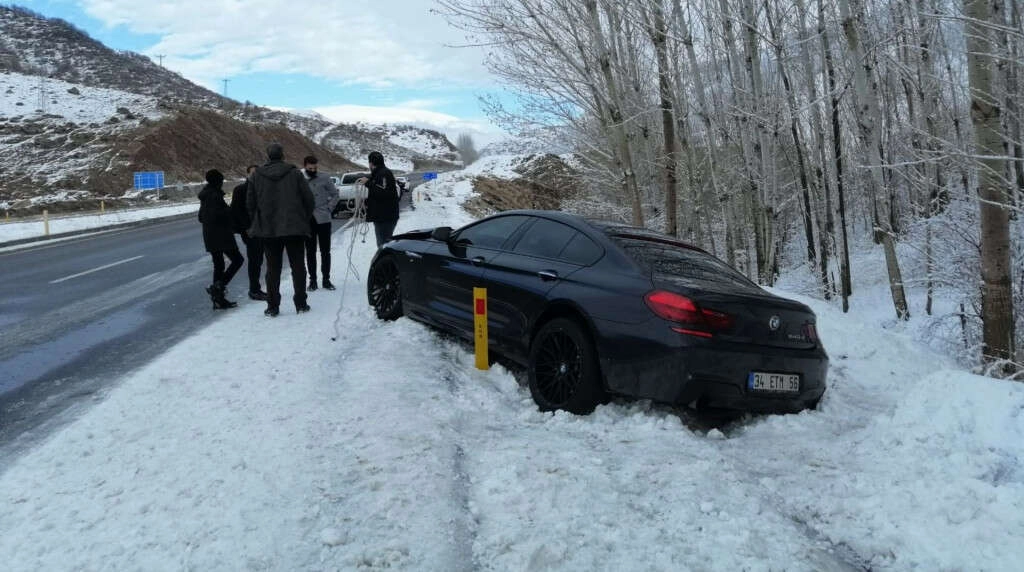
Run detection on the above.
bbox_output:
[964,0,1016,368]
[456,133,480,165]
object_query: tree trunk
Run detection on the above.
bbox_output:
[765,0,817,276]
[839,0,910,320]
[965,0,1017,367]
[821,0,853,311]
[648,0,679,236]
[584,0,644,227]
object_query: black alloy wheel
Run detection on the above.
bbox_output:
[528,318,604,414]
[368,257,403,320]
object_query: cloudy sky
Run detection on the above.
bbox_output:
[24,0,508,145]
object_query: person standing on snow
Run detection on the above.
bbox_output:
[231,164,267,301]
[198,169,243,310]
[246,142,315,317]
[302,155,339,291]
[358,150,400,248]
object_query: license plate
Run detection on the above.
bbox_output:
[748,372,800,393]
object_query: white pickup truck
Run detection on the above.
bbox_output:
[330,171,369,217]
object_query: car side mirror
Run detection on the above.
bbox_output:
[431,226,453,242]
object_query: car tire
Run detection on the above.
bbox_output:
[528,318,605,415]
[368,257,403,321]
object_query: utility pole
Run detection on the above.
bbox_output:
[155,54,165,67]
[37,76,46,114]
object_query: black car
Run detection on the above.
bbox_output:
[367,210,827,415]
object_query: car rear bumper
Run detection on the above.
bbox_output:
[594,318,828,413]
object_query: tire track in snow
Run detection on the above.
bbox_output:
[438,345,480,572]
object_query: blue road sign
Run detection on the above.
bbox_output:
[133,171,165,190]
[422,172,438,181]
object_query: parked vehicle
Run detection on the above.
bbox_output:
[396,176,408,193]
[331,172,370,217]
[366,210,828,415]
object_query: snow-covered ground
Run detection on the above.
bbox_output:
[0,169,1022,570]
[0,202,198,244]
[0,70,161,124]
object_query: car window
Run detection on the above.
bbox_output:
[341,173,368,184]
[455,215,530,250]
[512,218,577,259]
[612,237,755,288]
[558,232,603,265]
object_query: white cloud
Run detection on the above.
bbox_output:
[79,0,489,89]
[312,103,506,147]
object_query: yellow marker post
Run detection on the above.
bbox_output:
[100,200,105,213]
[473,287,489,370]
[43,209,49,236]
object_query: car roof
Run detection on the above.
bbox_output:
[490,210,708,254]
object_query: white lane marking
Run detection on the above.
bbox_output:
[50,255,145,284]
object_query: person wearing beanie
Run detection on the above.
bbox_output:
[198,168,243,309]
[357,150,400,248]
[302,155,340,291]
[246,142,316,317]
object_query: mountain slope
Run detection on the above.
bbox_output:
[0,6,224,107]
[0,5,462,211]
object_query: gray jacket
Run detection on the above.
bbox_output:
[247,161,315,238]
[304,170,340,224]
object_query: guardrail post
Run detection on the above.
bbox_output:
[474,287,489,370]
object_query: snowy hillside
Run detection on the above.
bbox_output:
[0,71,161,125]
[0,6,223,107]
[0,165,1020,570]
[0,70,163,201]
[261,109,461,173]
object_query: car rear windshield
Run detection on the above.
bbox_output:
[611,237,755,288]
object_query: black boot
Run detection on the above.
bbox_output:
[248,290,268,301]
[308,278,318,291]
[209,282,237,310]
[322,278,335,291]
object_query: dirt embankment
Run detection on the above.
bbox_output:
[90,108,360,196]
[463,154,584,217]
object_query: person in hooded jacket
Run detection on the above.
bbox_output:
[198,169,243,309]
[246,142,315,317]
[358,151,400,248]
[302,155,339,291]
[231,164,267,301]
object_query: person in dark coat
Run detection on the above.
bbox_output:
[231,164,267,301]
[358,151,400,248]
[246,142,315,317]
[198,169,243,309]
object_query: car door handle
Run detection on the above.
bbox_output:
[471,256,486,266]
[538,270,559,281]
[405,250,422,260]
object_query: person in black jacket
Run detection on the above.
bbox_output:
[231,164,267,301]
[358,151,400,248]
[247,143,316,317]
[198,169,243,309]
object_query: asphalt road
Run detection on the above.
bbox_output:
[0,184,424,463]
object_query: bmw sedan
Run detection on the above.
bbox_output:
[366,210,827,415]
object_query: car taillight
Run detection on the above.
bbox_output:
[644,291,733,338]
[802,323,819,343]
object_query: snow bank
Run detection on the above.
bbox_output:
[0,164,1021,570]
[0,203,198,244]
